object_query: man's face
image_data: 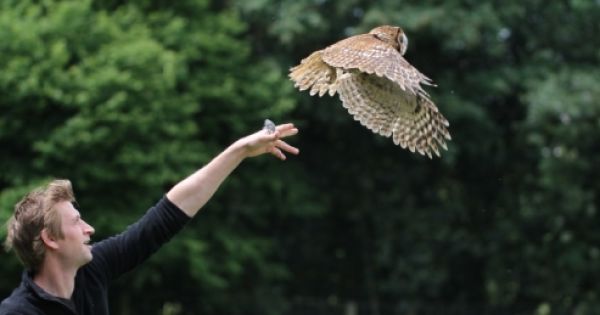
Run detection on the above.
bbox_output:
[53,201,95,268]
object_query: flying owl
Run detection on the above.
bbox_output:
[289,25,451,158]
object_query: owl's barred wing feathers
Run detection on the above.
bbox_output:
[322,34,433,98]
[288,25,452,157]
[337,73,450,158]
[335,71,398,138]
[289,51,338,97]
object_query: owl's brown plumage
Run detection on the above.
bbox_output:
[290,25,451,158]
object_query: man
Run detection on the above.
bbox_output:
[0,123,299,315]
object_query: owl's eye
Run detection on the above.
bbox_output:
[397,33,408,55]
[397,32,406,45]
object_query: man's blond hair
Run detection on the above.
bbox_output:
[4,179,75,271]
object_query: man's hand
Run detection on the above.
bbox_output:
[235,123,299,160]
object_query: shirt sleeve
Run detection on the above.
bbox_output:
[84,196,191,283]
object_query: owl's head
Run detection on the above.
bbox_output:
[369,25,408,56]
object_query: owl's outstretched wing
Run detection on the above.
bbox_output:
[322,34,433,98]
[289,50,338,97]
[337,72,451,158]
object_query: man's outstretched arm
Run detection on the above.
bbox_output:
[166,123,299,217]
[85,123,299,282]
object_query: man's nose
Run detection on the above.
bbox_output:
[83,221,95,235]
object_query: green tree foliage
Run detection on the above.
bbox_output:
[233,0,600,314]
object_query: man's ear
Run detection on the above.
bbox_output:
[40,228,59,250]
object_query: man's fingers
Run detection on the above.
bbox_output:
[264,132,279,140]
[275,123,295,132]
[276,140,299,155]
[275,124,298,138]
[269,146,286,160]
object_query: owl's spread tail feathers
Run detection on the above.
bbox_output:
[289,51,338,97]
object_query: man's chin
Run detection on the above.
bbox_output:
[79,253,93,267]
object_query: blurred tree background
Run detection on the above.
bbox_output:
[1,0,599,314]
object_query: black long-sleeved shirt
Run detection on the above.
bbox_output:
[0,196,190,315]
